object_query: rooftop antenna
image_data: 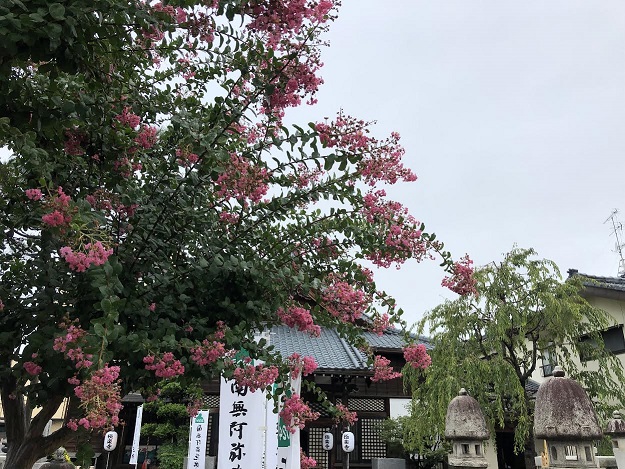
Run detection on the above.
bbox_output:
[604,209,625,277]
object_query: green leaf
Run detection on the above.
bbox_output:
[48,3,65,20]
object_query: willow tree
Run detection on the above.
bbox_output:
[405,247,625,468]
[0,1,470,468]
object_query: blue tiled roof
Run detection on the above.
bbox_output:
[269,325,431,372]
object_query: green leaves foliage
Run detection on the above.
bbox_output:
[405,247,625,454]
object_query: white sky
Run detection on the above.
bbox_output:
[287,0,625,328]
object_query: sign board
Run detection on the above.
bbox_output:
[217,378,267,469]
[129,404,143,465]
[187,410,209,469]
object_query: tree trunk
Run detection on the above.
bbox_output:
[1,377,73,469]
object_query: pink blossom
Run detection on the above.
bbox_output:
[442,255,478,296]
[321,275,370,323]
[287,353,318,378]
[333,402,358,426]
[42,210,69,227]
[216,153,270,206]
[403,344,432,370]
[134,125,158,149]
[64,130,86,156]
[59,242,113,272]
[143,352,185,379]
[279,394,320,433]
[149,303,156,312]
[233,363,279,393]
[114,107,141,129]
[0,299,3,311]
[361,190,429,268]
[278,306,320,336]
[67,365,123,431]
[23,361,42,376]
[372,313,391,336]
[371,355,402,382]
[25,189,43,201]
[301,449,317,469]
[190,339,226,367]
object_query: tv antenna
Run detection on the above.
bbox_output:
[604,209,625,277]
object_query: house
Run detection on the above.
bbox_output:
[110,325,425,469]
[533,270,625,383]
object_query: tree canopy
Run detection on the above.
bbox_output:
[0,1,470,467]
[404,247,625,459]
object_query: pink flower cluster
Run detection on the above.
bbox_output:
[287,353,318,378]
[134,125,158,149]
[333,403,358,426]
[216,153,270,206]
[403,344,432,370]
[279,394,320,433]
[59,241,114,272]
[0,299,4,311]
[23,361,43,376]
[143,352,185,379]
[115,107,141,130]
[244,0,335,48]
[315,114,417,186]
[372,313,391,336]
[64,129,86,156]
[278,306,321,337]
[25,188,43,201]
[190,340,226,366]
[232,361,279,393]
[371,355,402,382]
[53,324,93,370]
[176,148,200,167]
[41,187,73,228]
[321,275,370,323]
[300,449,317,469]
[361,189,429,268]
[67,365,123,431]
[442,255,478,296]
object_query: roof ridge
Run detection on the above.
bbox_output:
[337,333,366,369]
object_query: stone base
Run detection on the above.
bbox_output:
[371,457,406,469]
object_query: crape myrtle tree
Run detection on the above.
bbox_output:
[0,1,474,467]
[404,248,625,469]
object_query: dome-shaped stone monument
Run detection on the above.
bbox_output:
[534,366,602,468]
[445,388,490,468]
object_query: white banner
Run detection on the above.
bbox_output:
[187,410,210,469]
[129,404,143,465]
[217,377,269,469]
[276,373,301,469]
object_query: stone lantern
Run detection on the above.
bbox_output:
[40,447,74,469]
[445,388,490,469]
[534,366,602,469]
[605,411,625,469]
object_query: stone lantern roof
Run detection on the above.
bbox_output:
[445,388,490,440]
[534,366,602,440]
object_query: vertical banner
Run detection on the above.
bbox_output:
[265,391,279,469]
[129,404,143,466]
[187,410,210,469]
[276,373,301,469]
[217,378,268,469]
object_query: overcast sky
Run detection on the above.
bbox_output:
[288,0,625,328]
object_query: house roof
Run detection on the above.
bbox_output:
[568,269,625,301]
[269,325,430,373]
[568,269,625,292]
